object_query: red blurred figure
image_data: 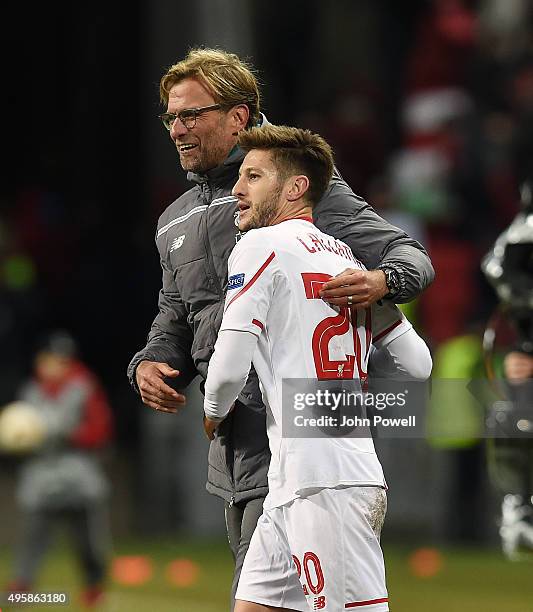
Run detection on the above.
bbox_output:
[6,331,113,607]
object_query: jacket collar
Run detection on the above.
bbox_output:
[187,113,269,187]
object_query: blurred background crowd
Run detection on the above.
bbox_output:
[2,0,533,591]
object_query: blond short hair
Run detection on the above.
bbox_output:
[238,125,334,205]
[160,48,260,128]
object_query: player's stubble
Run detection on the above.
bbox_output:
[238,182,284,232]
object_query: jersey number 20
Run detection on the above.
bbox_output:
[301,273,370,382]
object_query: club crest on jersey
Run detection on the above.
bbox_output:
[234,211,246,243]
[228,273,245,290]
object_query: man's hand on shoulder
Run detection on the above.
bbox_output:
[319,268,388,308]
[136,361,187,413]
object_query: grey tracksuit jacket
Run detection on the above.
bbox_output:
[128,144,434,505]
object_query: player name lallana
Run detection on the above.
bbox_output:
[294,415,417,427]
[297,233,357,264]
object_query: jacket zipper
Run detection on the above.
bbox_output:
[202,182,235,501]
[202,184,224,297]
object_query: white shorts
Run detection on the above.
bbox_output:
[236,486,389,611]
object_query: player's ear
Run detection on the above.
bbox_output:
[286,175,309,202]
[230,104,250,135]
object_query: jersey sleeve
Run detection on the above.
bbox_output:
[204,329,259,421]
[371,300,412,348]
[368,327,432,380]
[220,233,279,337]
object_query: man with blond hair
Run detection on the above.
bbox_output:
[128,48,434,607]
[203,124,431,611]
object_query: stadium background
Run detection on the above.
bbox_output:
[1,0,533,610]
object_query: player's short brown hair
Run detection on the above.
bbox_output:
[160,48,260,129]
[238,125,334,205]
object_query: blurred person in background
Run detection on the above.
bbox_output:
[483,183,533,559]
[127,47,434,607]
[5,331,113,607]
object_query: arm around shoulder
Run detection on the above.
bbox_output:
[314,176,435,303]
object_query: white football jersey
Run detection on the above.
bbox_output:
[220,218,411,509]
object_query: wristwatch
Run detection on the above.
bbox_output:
[381,267,401,299]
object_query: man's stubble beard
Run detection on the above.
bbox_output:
[182,142,230,174]
[178,118,232,174]
[240,184,283,232]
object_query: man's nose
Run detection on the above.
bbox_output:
[170,117,188,139]
[232,177,245,197]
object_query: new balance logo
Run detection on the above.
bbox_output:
[170,235,186,252]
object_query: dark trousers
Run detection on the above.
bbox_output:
[224,496,265,611]
[14,503,110,588]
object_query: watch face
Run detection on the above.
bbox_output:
[385,269,399,294]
